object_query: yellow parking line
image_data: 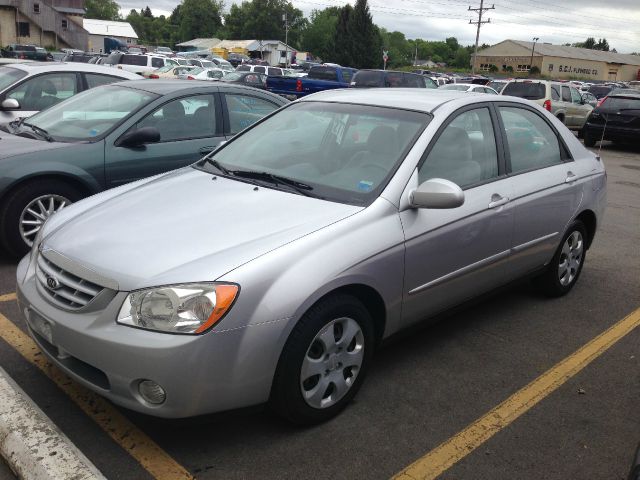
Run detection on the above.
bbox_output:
[394,306,640,480]
[0,312,193,480]
[0,293,16,303]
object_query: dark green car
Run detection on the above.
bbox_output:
[0,80,288,256]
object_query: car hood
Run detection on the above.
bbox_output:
[42,168,362,291]
[0,129,73,159]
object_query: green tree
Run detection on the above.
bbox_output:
[333,4,353,67]
[85,0,121,20]
[594,38,610,51]
[178,0,224,41]
[452,47,470,68]
[379,28,411,68]
[301,8,340,61]
[348,0,381,69]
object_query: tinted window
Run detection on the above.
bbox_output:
[308,67,338,81]
[353,71,383,87]
[151,57,163,68]
[122,55,147,66]
[402,73,424,88]
[0,67,27,91]
[561,86,571,102]
[420,108,498,188]
[137,95,217,141]
[499,107,562,173]
[253,66,266,74]
[570,87,582,104]
[551,85,560,100]
[236,65,250,72]
[502,82,546,100]
[225,94,279,135]
[588,85,613,99]
[599,96,640,110]
[85,73,123,89]
[267,67,282,76]
[7,73,77,110]
[385,72,404,87]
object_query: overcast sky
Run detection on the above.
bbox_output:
[118,0,640,53]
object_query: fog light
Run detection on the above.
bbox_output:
[138,380,166,405]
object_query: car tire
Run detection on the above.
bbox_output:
[270,294,374,425]
[534,220,588,297]
[583,128,597,147]
[0,180,81,258]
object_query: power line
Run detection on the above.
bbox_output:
[469,0,494,74]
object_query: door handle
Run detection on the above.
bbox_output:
[565,171,577,183]
[488,194,509,209]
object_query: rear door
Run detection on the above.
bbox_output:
[496,103,582,277]
[105,92,224,187]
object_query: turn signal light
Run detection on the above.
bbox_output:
[543,100,552,111]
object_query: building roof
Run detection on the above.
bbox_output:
[480,40,640,66]
[54,7,86,15]
[83,19,138,39]
[175,38,222,49]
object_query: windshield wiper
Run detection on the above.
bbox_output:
[22,122,53,142]
[231,170,315,197]
[205,158,233,176]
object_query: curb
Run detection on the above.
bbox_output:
[0,367,105,480]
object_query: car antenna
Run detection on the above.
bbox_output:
[596,110,608,161]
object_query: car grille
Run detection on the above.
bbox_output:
[35,254,103,309]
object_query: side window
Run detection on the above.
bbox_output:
[385,72,404,87]
[151,57,163,68]
[342,69,353,83]
[403,73,423,88]
[419,107,498,188]
[551,85,560,101]
[225,94,279,135]
[570,87,582,104]
[267,67,281,76]
[6,73,77,110]
[254,66,266,74]
[499,107,562,174]
[85,73,122,89]
[137,95,217,142]
[561,86,571,102]
[236,65,250,72]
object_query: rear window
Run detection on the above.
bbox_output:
[236,65,250,72]
[254,66,266,74]
[502,82,546,100]
[0,66,27,91]
[352,71,383,87]
[267,67,282,76]
[308,67,338,82]
[588,86,613,99]
[15,45,36,52]
[600,96,640,111]
[488,81,505,92]
[121,55,147,66]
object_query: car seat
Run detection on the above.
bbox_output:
[420,126,481,187]
[156,101,186,141]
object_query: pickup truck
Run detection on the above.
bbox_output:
[266,65,357,99]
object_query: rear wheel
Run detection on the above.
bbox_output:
[270,294,374,425]
[0,180,81,257]
[534,220,587,297]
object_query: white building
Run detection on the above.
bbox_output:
[83,18,138,53]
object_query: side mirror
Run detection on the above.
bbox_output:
[1,98,20,110]
[116,126,160,148]
[409,178,465,209]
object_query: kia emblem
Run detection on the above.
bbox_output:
[46,276,60,290]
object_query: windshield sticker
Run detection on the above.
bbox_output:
[89,129,99,136]
[357,180,374,192]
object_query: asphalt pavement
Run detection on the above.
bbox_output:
[0,140,638,480]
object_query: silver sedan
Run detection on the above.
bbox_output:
[16,88,606,424]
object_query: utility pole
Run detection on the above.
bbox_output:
[469,0,494,75]
[529,37,539,74]
[283,12,289,68]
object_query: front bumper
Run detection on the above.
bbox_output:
[16,255,287,418]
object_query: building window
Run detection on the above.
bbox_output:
[62,19,68,29]
[16,22,30,37]
[479,63,490,72]
[516,64,531,72]
[548,64,554,72]
[33,3,40,13]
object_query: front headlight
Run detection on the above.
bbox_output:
[117,283,239,334]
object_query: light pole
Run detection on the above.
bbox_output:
[529,37,539,75]
[282,12,289,68]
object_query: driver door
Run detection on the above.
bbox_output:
[400,105,515,326]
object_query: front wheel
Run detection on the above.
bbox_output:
[270,294,374,425]
[534,220,587,297]
[0,180,81,257]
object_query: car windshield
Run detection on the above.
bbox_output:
[197,102,430,206]
[0,66,27,90]
[189,67,204,75]
[155,65,173,73]
[21,85,158,142]
[600,96,640,111]
[488,81,506,93]
[502,82,546,100]
[441,84,469,91]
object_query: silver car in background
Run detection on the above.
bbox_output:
[16,89,606,424]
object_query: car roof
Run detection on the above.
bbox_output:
[3,62,139,78]
[609,89,640,98]
[115,79,286,101]
[300,88,483,113]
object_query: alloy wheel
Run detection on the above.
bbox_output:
[19,194,70,247]
[558,231,584,286]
